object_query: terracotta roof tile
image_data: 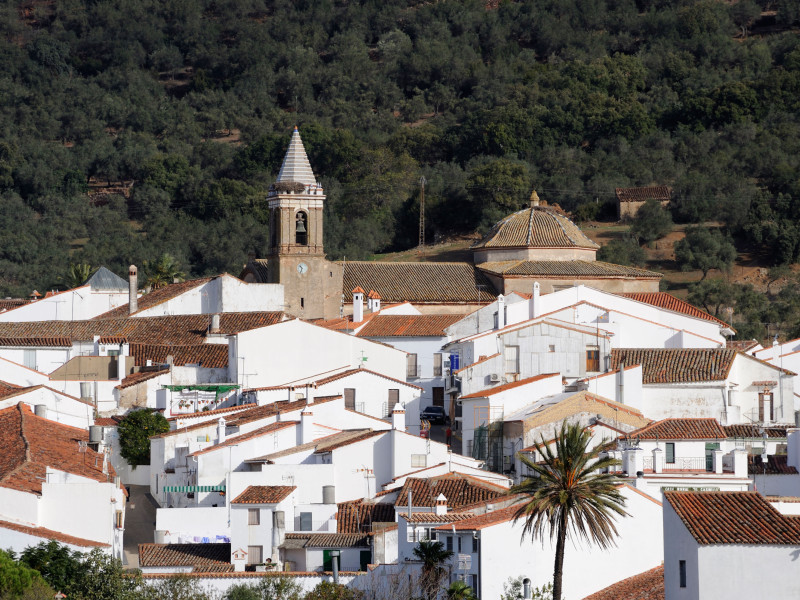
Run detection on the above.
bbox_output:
[666,491,800,544]
[94,417,122,427]
[116,369,169,390]
[724,425,787,439]
[473,207,599,250]
[459,373,559,399]
[0,337,72,347]
[615,186,671,203]
[245,367,421,393]
[0,299,28,311]
[748,454,798,475]
[582,565,664,600]
[356,314,466,338]
[232,485,297,504]
[0,403,116,495]
[610,348,737,384]
[129,343,229,368]
[139,543,232,570]
[97,278,212,318]
[403,513,475,523]
[98,336,128,344]
[313,429,384,452]
[628,418,727,440]
[283,533,370,548]
[515,391,649,431]
[477,260,661,279]
[0,380,22,398]
[249,428,375,462]
[0,519,109,548]
[728,339,761,352]
[0,312,284,346]
[435,503,522,530]
[622,292,728,326]
[393,473,506,509]
[342,262,496,304]
[336,499,396,533]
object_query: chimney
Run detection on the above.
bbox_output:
[301,411,314,444]
[392,407,406,431]
[128,265,138,314]
[530,190,540,208]
[434,493,447,516]
[217,418,226,444]
[530,281,540,319]
[496,294,505,330]
[367,290,381,313]
[210,313,221,333]
[352,287,365,323]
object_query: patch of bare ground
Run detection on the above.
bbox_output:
[373,234,479,263]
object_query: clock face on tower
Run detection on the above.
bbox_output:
[297,262,309,275]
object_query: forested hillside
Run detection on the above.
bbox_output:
[1,0,799,299]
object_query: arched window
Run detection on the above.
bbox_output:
[295,211,308,245]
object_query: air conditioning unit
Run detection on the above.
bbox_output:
[489,373,501,383]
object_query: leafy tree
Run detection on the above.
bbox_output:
[413,540,453,600]
[500,577,552,600]
[629,199,673,244]
[222,577,303,600]
[0,549,52,599]
[447,580,476,600]
[510,421,628,600]
[597,238,647,267]
[674,227,737,280]
[303,582,362,600]
[118,409,170,467]
[138,574,211,600]
[143,253,186,290]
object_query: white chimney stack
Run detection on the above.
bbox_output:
[496,294,505,330]
[128,265,138,314]
[367,290,381,313]
[217,418,226,444]
[301,411,314,445]
[210,313,221,333]
[434,493,447,516]
[530,281,540,319]
[352,287,365,323]
[391,407,406,431]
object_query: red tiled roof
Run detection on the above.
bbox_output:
[0,519,109,548]
[94,417,122,427]
[231,486,296,504]
[129,343,229,368]
[459,373,559,399]
[116,369,169,390]
[0,299,28,311]
[615,186,671,203]
[628,418,727,440]
[610,348,737,384]
[582,565,664,600]
[356,314,466,338]
[477,260,661,279]
[283,533,370,548]
[665,491,800,545]
[0,380,22,398]
[98,336,127,344]
[435,503,522,531]
[342,262,497,304]
[336,499,396,533]
[0,337,71,347]
[728,339,760,352]
[473,206,599,250]
[139,543,232,570]
[0,312,284,346]
[394,473,506,509]
[748,455,798,475]
[622,292,729,327]
[313,429,383,453]
[0,403,117,495]
[167,404,252,422]
[188,421,298,456]
[97,278,212,318]
[454,353,500,375]
[246,367,422,393]
[724,425,787,439]
[403,513,475,523]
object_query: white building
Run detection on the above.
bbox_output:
[0,403,126,557]
[663,490,800,600]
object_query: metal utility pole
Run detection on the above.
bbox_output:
[418,176,426,249]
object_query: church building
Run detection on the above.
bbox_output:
[242,129,661,320]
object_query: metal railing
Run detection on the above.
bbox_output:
[664,457,708,472]
[642,457,654,471]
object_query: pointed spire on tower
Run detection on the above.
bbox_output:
[276,126,317,186]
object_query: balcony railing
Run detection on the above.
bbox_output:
[664,457,709,472]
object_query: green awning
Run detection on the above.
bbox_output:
[162,485,226,493]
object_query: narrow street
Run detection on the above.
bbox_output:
[122,484,159,569]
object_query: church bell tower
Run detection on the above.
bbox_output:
[264,127,342,319]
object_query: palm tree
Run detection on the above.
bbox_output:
[413,540,453,600]
[142,253,185,290]
[446,580,476,600]
[62,263,93,289]
[510,420,628,600]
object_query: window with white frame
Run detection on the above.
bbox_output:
[411,454,427,468]
[504,345,519,374]
[248,508,260,525]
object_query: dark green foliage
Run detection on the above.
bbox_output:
[629,199,673,244]
[303,582,363,600]
[674,227,737,279]
[117,409,170,467]
[222,577,303,600]
[0,1,798,294]
[597,238,647,267]
[0,549,51,599]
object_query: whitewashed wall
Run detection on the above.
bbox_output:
[0,287,128,322]
[0,387,94,428]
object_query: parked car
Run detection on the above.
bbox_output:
[420,405,448,425]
